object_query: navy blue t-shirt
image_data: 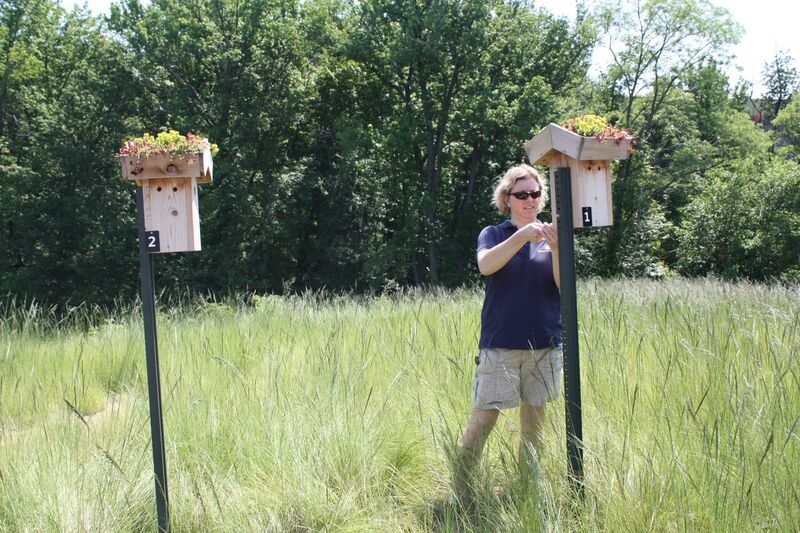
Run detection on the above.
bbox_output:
[477,219,562,350]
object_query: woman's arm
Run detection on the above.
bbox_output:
[477,223,544,276]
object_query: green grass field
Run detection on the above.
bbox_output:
[1,278,798,531]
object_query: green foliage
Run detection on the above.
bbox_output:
[684,60,734,143]
[676,158,800,282]
[761,50,797,121]
[588,0,747,276]
[773,95,800,157]
[290,0,594,289]
[0,0,143,306]
[773,94,800,134]
[0,0,797,308]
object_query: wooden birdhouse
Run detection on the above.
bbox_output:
[119,146,213,253]
[524,123,632,228]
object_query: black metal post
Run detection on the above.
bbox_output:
[554,167,584,493]
[136,188,170,531]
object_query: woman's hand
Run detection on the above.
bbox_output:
[477,222,541,276]
[540,222,558,250]
[540,222,560,288]
[518,222,546,243]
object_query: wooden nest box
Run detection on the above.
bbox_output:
[119,146,213,253]
[524,123,632,228]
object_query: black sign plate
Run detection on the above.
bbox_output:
[145,230,161,253]
[581,207,593,227]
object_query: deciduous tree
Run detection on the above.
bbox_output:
[594,0,741,274]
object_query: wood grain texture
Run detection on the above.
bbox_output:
[142,177,201,253]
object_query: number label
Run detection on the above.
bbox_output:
[581,207,593,227]
[145,230,161,253]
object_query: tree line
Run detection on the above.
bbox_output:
[1,0,798,309]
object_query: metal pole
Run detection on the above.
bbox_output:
[554,167,584,493]
[136,187,170,531]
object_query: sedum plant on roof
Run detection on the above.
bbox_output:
[562,114,636,150]
[119,130,219,158]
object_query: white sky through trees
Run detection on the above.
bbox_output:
[538,0,799,97]
[66,0,799,97]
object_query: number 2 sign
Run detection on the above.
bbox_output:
[145,231,161,253]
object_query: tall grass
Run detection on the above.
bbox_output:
[1,279,797,531]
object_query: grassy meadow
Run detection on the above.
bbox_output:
[1,278,798,531]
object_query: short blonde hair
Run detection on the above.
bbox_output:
[492,164,548,216]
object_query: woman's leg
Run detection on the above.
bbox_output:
[518,403,545,487]
[460,408,500,461]
[453,408,500,503]
[519,403,545,461]
[519,347,561,463]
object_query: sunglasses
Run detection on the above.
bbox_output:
[508,190,541,200]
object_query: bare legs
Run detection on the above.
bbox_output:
[519,403,545,463]
[459,408,500,462]
[518,403,545,487]
[453,408,499,504]
[459,404,545,461]
[454,404,545,501]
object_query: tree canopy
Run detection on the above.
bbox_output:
[1,0,798,309]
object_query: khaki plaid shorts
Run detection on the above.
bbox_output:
[472,347,563,409]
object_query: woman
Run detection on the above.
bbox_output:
[455,164,561,499]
